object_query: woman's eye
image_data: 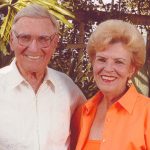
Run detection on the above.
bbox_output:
[97,58,106,62]
[115,60,124,64]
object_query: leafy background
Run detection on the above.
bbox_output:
[0,0,150,98]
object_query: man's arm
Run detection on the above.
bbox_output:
[70,104,83,150]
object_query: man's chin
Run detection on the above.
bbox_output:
[23,66,46,75]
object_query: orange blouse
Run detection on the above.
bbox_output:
[83,140,100,150]
[71,85,150,150]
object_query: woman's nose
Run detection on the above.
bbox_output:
[103,62,114,72]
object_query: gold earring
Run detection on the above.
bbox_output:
[127,78,132,87]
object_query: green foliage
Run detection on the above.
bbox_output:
[0,0,150,98]
[124,0,150,15]
[0,0,74,54]
[49,0,150,98]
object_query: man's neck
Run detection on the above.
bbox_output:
[24,72,45,93]
[18,67,45,93]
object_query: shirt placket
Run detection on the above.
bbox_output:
[100,105,116,150]
[34,82,47,150]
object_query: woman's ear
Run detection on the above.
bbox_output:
[129,65,136,78]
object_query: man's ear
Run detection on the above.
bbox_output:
[9,32,14,51]
[53,34,59,49]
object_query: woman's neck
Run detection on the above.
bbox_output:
[102,86,128,108]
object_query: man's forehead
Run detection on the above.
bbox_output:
[12,17,56,32]
[13,17,53,26]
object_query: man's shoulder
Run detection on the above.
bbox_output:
[47,67,74,84]
[47,67,85,96]
[48,67,86,111]
[0,65,13,88]
[0,65,12,77]
[47,67,65,75]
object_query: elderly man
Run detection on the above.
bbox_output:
[0,4,85,150]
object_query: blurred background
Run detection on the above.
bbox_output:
[0,0,150,98]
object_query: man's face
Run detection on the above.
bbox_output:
[10,17,58,75]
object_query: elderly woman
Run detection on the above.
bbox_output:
[71,19,150,150]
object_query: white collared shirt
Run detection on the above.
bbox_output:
[0,60,85,150]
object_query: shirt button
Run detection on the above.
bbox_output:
[102,138,106,143]
[106,118,110,122]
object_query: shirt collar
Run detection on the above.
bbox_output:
[43,68,57,91]
[6,59,56,90]
[84,92,104,115]
[116,84,139,114]
[6,59,25,89]
[83,84,139,115]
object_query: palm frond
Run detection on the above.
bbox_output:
[48,9,73,28]
[33,0,74,18]
[0,0,75,53]
[0,5,15,54]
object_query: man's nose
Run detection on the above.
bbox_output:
[28,39,39,52]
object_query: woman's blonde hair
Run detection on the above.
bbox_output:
[87,19,146,71]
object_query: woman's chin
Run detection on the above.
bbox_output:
[98,84,116,93]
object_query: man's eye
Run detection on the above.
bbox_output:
[39,36,50,43]
[19,35,31,42]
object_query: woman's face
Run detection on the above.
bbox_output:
[93,42,135,95]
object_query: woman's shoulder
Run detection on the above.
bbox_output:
[134,92,150,115]
[127,85,150,110]
[137,92,150,105]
